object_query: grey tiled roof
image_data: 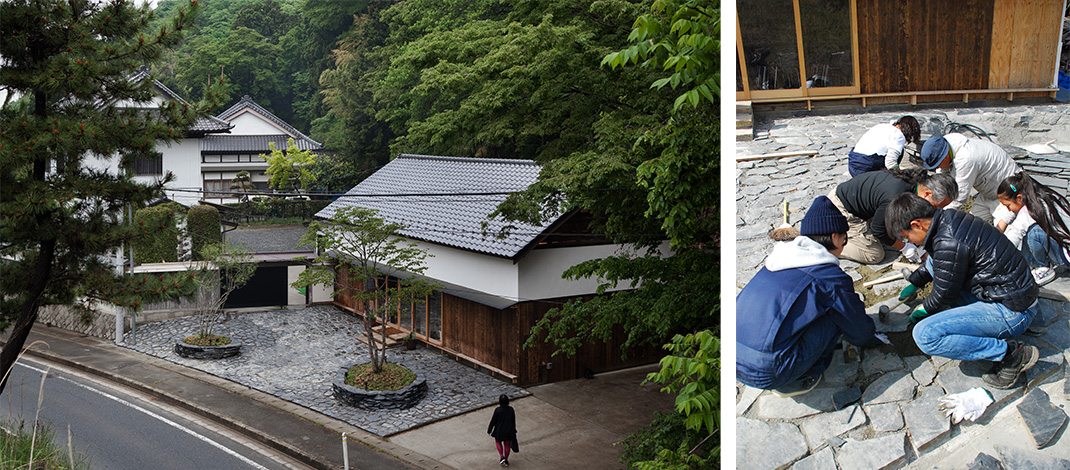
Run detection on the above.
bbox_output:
[317,154,556,258]
[130,68,233,134]
[202,134,321,153]
[217,95,322,149]
[225,226,312,254]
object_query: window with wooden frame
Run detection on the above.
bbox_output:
[371,274,443,344]
[737,0,859,101]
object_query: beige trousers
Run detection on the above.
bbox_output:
[827,190,887,264]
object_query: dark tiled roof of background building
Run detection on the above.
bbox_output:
[130,67,232,134]
[317,154,557,258]
[217,95,322,149]
[202,134,321,153]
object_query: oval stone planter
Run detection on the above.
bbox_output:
[332,363,427,410]
[174,339,242,360]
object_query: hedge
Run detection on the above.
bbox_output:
[133,205,179,264]
[188,205,222,260]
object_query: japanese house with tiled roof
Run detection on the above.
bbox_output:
[200,95,324,203]
[317,154,663,384]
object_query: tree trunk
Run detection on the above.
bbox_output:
[0,239,55,395]
[364,301,381,373]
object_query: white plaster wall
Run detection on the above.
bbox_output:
[287,265,306,306]
[419,242,520,302]
[517,241,673,301]
[228,112,287,136]
[153,138,201,206]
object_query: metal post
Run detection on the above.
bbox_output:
[341,433,349,470]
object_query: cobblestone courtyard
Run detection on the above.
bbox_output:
[122,306,528,437]
[735,103,1070,469]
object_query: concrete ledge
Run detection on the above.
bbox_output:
[333,363,428,410]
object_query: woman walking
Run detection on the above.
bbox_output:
[488,394,517,467]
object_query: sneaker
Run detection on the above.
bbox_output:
[499,457,506,466]
[772,375,821,397]
[503,460,510,467]
[1032,266,1056,286]
[982,340,1039,389]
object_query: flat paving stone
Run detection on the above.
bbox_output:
[937,361,1021,407]
[1016,388,1068,449]
[1025,347,1065,389]
[823,352,861,386]
[905,355,937,387]
[737,384,763,415]
[995,444,1070,469]
[736,417,808,470]
[865,402,904,432]
[832,386,862,410]
[967,452,1005,470]
[792,446,835,470]
[756,387,838,420]
[902,385,951,453]
[862,371,917,405]
[833,433,907,470]
[863,351,906,376]
[800,404,867,450]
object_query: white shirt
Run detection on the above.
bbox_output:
[853,123,908,169]
[943,133,1021,211]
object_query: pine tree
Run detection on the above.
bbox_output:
[0,0,221,394]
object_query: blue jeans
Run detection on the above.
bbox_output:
[762,316,840,390]
[1023,224,1068,268]
[912,290,1036,362]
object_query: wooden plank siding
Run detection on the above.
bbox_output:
[857,0,995,94]
[992,0,1063,89]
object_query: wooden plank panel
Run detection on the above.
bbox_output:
[989,0,1018,88]
[1030,0,1063,86]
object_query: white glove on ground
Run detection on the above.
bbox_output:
[901,242,923,263]
[938,387,994,424]
[874,334,891,345]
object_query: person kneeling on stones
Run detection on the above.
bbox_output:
[829,168,958,264]
[737,196,887,398]
[887,193,1040,389]
[995,172,1070,287]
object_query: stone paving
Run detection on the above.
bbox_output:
[735,103,1070,469]
[121,306,528,437]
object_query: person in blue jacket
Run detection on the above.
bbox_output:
[737,196,885,397]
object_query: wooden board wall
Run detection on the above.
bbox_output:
[440,293,519,376]
[989,0,1063,89]
[856,0,995,93]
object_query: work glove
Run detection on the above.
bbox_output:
[938,387,994,424]
[899,284,918,302]
[900,242,923,263]
[874,333,891,345]
[909,305,929,324]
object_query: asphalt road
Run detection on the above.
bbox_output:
[0,357,307,470]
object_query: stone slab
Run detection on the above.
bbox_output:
[995,444,1070,469]
[1025,348,1065,390]
[905,355,937,387]
[863,351,906,377]
[736,384,763,416]
[868,298,912,333]
[792,446,835,470]
[862,371,917,405]
[937,362,1021,406]
[736,417,808,470]
[902,385,951,453]
[966,452,1005,470]
[1016,388,1069,449]
[865,402,904,432]
[756,387,838,420]
[832,386,862,410]
[833,433,907,470]
[823,352,861,387]
[931,355,956,372]
[800,404,867,450]
[1037,317,1070,350]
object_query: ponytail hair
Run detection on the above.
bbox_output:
[895,116,921,145]
[998,172,1070,252]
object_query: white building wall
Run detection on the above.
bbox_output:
[517,241,673,301]
[153,138,202,206]
[228,112,287,136]
[420,242,520,302]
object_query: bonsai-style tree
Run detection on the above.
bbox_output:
[185,242,256,346]
[263,138,316,195]
[294,206,432,373]
[0,0,220,394]
[229,170,255,202]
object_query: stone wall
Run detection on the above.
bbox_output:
[35,304,120,340]
[333,364,428,410]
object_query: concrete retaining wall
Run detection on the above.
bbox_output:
[35,304,120,340]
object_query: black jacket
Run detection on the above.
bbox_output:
[835,170,913,246]
[488,405,517,441]
[906,209,1037,313]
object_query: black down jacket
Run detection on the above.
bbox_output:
[906,208,1037,314]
